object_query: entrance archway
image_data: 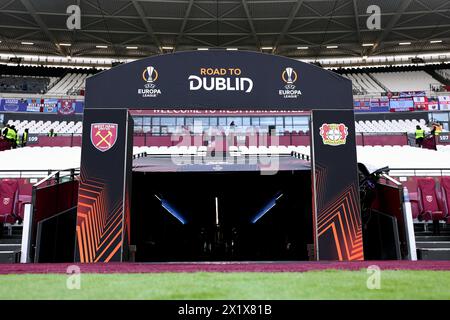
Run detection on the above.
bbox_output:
[75,50,363,262]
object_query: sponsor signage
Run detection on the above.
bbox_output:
[354,98,390,113]
[43,98,58,113]
[26,98,44,112]
[438,96,450,111]
[398,91,426,98]
[0,98,27,112]
[413,96,428,110]
[0,98,84,114]
[389,97,414,112]
[354,99,370,112]
[427,98,439,111]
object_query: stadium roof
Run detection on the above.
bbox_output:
[0,0,449,59]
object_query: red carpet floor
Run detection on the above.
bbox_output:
[0,261,450,274]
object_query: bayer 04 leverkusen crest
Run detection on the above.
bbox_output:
[90,123,118,152]
[319,123,348,146]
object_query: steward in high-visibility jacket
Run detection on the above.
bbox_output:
[16,132,21,147]
[5,127,15,141]
[10,126,17,148]
[415,125,425,147]
[2,125,9,138]
[434,124,442,136]
[22,129,29,147]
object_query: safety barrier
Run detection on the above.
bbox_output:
[15,132,424,148]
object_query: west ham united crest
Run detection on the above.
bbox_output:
[90,123,118,152]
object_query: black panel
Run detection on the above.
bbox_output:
[311,110,363,260]
[35,207,77,263]
[86,50,352,110]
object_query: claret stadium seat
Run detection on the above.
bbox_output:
[408,192,420,220]
[0,179,19,224]
[417,178,445,224]
[440,176,450,223]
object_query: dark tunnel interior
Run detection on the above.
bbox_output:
[131,169,313,262]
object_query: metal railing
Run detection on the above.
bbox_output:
[290,151,310,161]
[0,168,79,179]
[33,168,79,188]
[389,168,450,177]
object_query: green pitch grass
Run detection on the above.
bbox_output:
[0,270,449,300]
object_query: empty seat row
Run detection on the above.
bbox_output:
[343,73,385,94]
[46,73,91,95]
[6,120,82,134]
[355,119,429,133]
[370,71,441,92]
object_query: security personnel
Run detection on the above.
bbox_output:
[22,128,29,147]
[2,124,10,138]
[47,129,57,137]
[10,125,18,148]
[16,131,21,147]
[415,125,425,147]
[5,125,15,142]
[435,123,442,136]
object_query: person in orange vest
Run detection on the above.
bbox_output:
[434,123,442,136]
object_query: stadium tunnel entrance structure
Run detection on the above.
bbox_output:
[76,50,363,262]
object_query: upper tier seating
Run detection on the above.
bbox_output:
[370,71,440,92]
[0,75,57,94]
[436,69,450,81]
[343,73,385,94]
[47,73,91,95]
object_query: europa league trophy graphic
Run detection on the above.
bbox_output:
[285,67,294,84]
[146,66,155,82]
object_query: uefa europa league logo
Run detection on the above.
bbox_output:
[282,67,298,89]
[285,67,294,84]
[143,66,158,83]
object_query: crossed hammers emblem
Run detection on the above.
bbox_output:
[95,130,112,147]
